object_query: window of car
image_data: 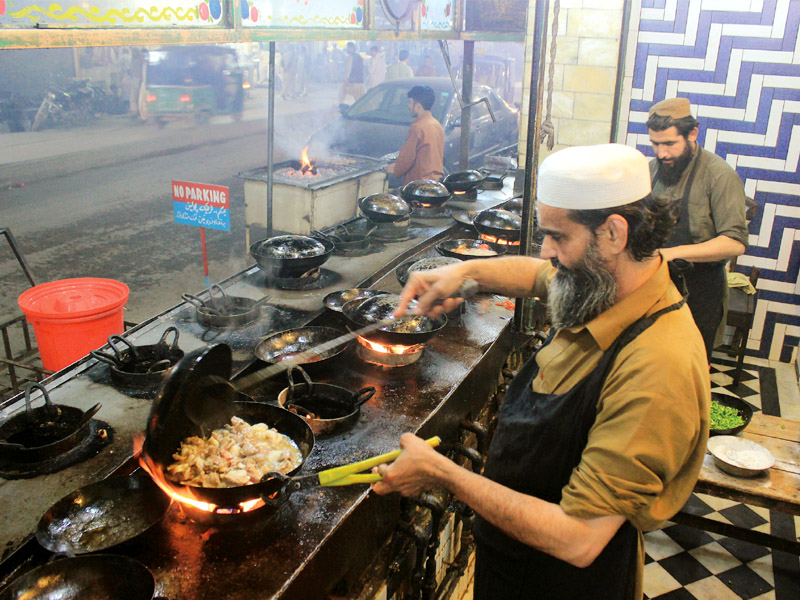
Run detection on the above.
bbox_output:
[346,84,451,125]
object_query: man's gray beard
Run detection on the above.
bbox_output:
[548,240,618,329]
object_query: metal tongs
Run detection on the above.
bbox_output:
[273,436,441,492]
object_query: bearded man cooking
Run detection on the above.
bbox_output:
[372,144,710,600]
[648,97,749,361]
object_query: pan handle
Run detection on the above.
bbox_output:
[108,334,137,362]
[181,293,207,309]
[90,349,121,369]
[286,366,313,402]
[350,386,376,408]
[23,381,54,415]
[146,359,172,374]
[209,284,228,300]
[157,326,180,350]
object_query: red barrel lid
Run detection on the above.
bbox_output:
[18,278,129,320]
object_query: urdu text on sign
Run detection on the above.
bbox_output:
[172,179,231,232]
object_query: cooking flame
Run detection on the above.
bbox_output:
[300,146,312,171]
[134,434,265,514]
[479,233,520,246]
[357,336,425,355]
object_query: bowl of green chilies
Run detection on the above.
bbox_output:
[709,393,753,436]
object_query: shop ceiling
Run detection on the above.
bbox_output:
[0,0,527,50]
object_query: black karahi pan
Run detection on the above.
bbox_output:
[473,208,522,242]
[277,366,375,436]
[400,180,451,206]
[357,193,411,223]
[442,170,485,193]
[323,288,391,312]
[249,234,335,277]
[142,344,316,509]
[90,328,183,388]
[182,285,268,329]
[0,554,154,600]
[0,383,101,463]
[341,294,447,346]
[36,473,169,554]
[436,238,508,260]
[480,171,508,190]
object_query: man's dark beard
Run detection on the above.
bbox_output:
[657,141,693,185]
[548,239,617,329]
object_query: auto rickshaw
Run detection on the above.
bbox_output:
[141,45,245,126]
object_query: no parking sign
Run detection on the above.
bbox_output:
[172,180,230,231]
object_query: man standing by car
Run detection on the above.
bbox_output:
[387,85,444,185]
[373,143,709,600]
[387,49,414,81]
[338,42,366,104]
[647,97,748,361]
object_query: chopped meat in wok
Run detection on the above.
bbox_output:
[167,416,302,488]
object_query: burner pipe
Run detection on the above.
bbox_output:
[459,419,488,457]
[415,492,447,600]
[266,41,276,237]
[435,502,476,600]
[515,0,549,334]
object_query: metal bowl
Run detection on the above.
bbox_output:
[400,180,451,206]
[395,256,461,285]
[707,435,774,477]
[358,193,410,222]
[323,288,391,312]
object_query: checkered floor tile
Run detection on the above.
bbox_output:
[643,354,800,600]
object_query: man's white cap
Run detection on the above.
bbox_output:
[537,143,651,210]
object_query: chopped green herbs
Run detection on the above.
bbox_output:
[710,400,745,430]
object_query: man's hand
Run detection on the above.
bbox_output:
[384,162,395,174]
[371,433,448,497]
[395,262,470,318]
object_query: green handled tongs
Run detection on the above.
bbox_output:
[280,436,441,492]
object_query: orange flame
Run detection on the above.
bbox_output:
[300,146,312,171]
[479,233,520,246]
[134,434,265,514]
[358,336,424,355]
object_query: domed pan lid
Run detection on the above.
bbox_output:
[400,180,450,204]
[358,193,410,222]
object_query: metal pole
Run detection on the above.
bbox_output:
[458,41,475,171]
[514,0,548,334]
[266,41,276,238]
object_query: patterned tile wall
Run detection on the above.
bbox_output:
[621,0,800,362]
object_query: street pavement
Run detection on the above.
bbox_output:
[0,82,341,188]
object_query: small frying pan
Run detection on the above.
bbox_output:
[36,473,170,554]
[277,366,376,436]
[0,554,154,600]
[253,326,349,371]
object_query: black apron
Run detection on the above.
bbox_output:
[473,269,687,600]
[657,146,725,360]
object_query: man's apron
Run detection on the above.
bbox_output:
[472,269,686,600]
[657,147,726,360]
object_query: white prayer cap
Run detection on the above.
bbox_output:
[536,143,651,210]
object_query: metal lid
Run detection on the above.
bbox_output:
[251,235,327,259]
[400,179,450,200]
[358,193,410,219]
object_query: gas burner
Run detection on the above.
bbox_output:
[174,497,279,526]
[355,336,425,367]
[410,203,450,219]
[263,267,337,290]
[368,216,412,242]
[0,420,113,479]
[450,189,478,202]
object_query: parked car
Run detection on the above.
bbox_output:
[305,77,519,172]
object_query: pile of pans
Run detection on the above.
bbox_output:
[182,285,268,329]
[90,328,183,389]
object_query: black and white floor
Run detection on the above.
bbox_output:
[643,353,800,600]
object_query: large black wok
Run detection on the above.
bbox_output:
[36,473,169,554]
[473,208,522,242]
[0,555,154,600]
[400,179,451,206]
[358,193,411,222]
[341,294,447,346]
[90,328,183,388]
[249,234,335,277]
[0,382,101,463]
[143,344,315,508]
[443,170,485,193]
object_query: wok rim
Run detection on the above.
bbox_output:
[253,325,349,366]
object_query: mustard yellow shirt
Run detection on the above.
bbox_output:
[531,258,710,599]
